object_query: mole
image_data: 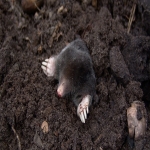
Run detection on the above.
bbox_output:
[41,39,96,123]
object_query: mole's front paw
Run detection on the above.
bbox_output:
[77,95,91,123]
[41,57,56,77]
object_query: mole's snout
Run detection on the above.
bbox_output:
[57,88,62,97]
[57,83,65,98]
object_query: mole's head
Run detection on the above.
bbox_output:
[57,78,72,98]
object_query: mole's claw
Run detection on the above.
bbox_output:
[41,56,56,77]
[80,112,85,123]
[45,59,49,62]
[83,109,87,119]
[77,95,91,123]
[42,62,47,66]
[41,65,46,71]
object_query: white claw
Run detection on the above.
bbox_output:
[45,59,49,62]
[79,114,82,123]
[42,62,48,66]
[83,109,87,119]
[41,65,46,71]
[80,112,85,123]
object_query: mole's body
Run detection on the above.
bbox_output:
[41,39,96,123]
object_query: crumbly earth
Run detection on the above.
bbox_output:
[0,0,150,150]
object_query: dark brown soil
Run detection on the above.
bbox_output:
[0,0,150,150]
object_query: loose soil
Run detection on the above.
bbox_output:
[0,0,150,150]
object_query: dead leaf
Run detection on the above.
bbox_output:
[24,37,31,43]
[57,6,67,15]
[57,6,64,14]
[56,32,63,41]
[41,121,48,134]
[49,22,62,48]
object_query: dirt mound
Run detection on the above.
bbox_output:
[0,0,150,149]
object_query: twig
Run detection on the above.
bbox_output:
[127,3,136,33]
[33,1,41,12]
[12,126,21,150]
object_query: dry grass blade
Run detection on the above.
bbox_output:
[12,126,21,150]
[127,3,136,33]
[33,1,41,12]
